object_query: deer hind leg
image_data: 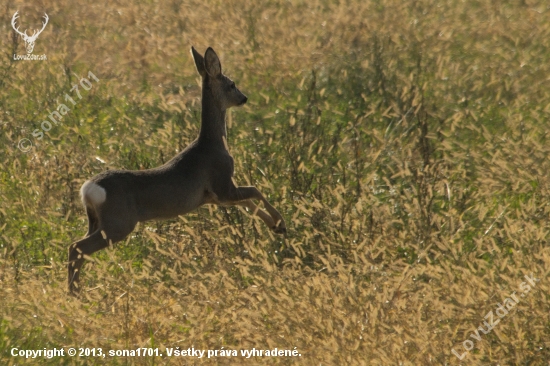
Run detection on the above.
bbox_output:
[68,216,137,293]
[68,229,109,293]
[220,186,286,234]
[85,207,99,236]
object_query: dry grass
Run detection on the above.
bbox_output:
[1,0,550,364]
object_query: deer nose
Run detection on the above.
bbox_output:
[240,95,248,106]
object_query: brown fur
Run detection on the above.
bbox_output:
[68,47,286,293]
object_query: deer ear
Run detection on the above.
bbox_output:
[204,47,222,77]
[191,46,206,77]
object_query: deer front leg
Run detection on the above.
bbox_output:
[222,186,286,234]
[235,199,278,230]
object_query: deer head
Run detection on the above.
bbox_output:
[11,11,49,54]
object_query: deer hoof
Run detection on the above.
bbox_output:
[272,224,287,235]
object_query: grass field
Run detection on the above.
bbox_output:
[1,0,550,364]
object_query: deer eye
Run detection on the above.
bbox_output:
[230,82,236,89]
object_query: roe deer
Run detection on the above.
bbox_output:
[68,46,286,293]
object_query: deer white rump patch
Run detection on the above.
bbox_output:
[80,180,106,208]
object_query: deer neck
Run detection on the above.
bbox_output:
[198,86,227,144]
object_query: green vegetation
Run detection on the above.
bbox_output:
[1,0,550,364]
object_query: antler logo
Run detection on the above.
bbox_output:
[11,11,49,54]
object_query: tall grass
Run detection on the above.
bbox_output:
[1,0,550,364]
